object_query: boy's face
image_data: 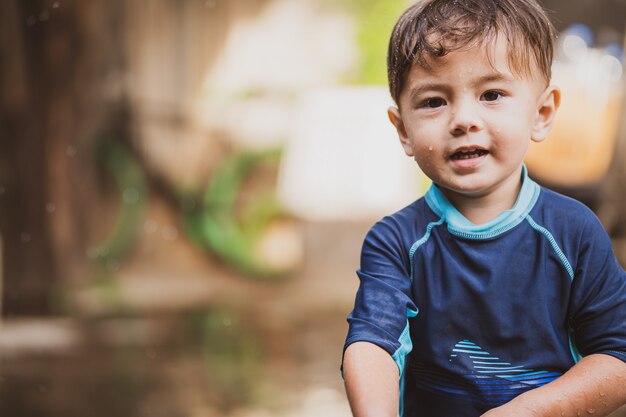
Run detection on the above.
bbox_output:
[389,35,559,205]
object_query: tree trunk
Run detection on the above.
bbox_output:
[0,0,125,316]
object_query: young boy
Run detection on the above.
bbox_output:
[342,0,626,416]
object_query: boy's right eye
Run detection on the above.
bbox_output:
[422,97,446,108]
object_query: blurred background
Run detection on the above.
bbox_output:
[1,0,626,416]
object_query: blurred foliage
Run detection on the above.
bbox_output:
[340,0,409,85]
[183,149,287,280]
[88,137,288,286]
[186,309,263,409]
[93,138,148,275]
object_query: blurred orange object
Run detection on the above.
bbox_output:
[525,34,624,188]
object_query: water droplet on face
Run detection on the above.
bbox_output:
[428,145,433,151]
[66,146,77,157]
[21,233,31,243]
[52,1,60,8]
[587,409,595,415]
[46,203,56,213]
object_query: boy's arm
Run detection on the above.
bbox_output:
[482,353,626,417]
[343,341,400,417]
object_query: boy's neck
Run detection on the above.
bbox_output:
[439,171,524,225]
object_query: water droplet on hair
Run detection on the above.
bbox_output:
[21,232,31,243]
[46,203,56,213]
[66,145,77,157]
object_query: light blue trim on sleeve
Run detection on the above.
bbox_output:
[392,307,419,371]
[568,333,583,364]
[392,307,419,417]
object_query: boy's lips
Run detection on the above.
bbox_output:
[449,146,489,160]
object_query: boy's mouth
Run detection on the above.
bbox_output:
[450,147,489,160]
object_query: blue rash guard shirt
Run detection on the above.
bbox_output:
[344,168,626,416]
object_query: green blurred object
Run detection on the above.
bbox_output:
[342,0,408,85]
[93,139,148,269]
[183,149,288,280]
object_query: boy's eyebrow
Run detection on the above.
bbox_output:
[474,73,516,84]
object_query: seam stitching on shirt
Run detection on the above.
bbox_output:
[526,215,575,280]
[408,218,445,281]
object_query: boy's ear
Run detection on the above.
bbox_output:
[388,106,414,157]
[531,85,561,143]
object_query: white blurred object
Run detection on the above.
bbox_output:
[278,87,428,222]
[202,0,356,95]
[197,95,294,150]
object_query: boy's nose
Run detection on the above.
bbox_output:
[449,101,483,136]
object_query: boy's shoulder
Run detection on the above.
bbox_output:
[531,184,608,242]
[364,195,437,249]
[533,185,600,223]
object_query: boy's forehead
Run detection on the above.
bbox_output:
[404,34,543,87]
[409,38,506,76]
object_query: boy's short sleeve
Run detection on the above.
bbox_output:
[343,218,418,370]
[569,214,626,363]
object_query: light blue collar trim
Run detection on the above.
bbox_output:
[424,166,541,239]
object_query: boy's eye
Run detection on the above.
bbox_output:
[481,91,503,101]
[422,98,446,108]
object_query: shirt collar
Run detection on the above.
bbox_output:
[424,165,540,239]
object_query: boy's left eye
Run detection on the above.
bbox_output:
[481,91,504,101]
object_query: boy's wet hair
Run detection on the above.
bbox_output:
[387,0,556,104]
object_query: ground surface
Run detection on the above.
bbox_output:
[1,217,626,416]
